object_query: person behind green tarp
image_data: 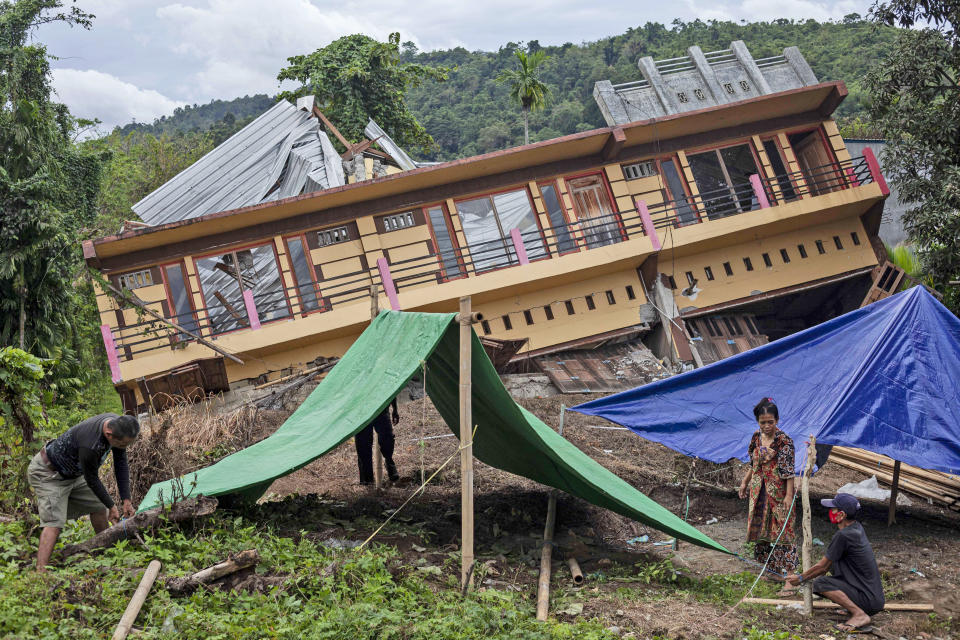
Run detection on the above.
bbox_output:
[355,397,399,483]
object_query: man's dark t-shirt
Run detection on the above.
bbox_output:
[818,521,885,614]
[45,413,130,509]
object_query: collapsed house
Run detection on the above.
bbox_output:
[83,41,899,413]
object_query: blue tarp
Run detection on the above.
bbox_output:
[572,287,960,475]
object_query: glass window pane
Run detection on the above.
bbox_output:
[245,245,290,323]
[164,264,198,335]
[688,150,738,219]
[763,140,798,201]
[196,253,249,334]
[456,196,509,272]
[427,206,463,279]
[287,237,320,312]
[492,189,546,260]
[719,144,761,212]
[539,184,575,253]
[660,159,698,225]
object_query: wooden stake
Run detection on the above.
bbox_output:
[103,282,243,365]
[801,435,816,616]
[536,405,565,621]
[112,560,161,640]
[459,296,475,592]
[370,285,383,490]
[888,460,901,525]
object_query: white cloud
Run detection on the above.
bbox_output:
[51,68,186,129]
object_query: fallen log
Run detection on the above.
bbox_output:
[112,560,162,640]
[61,496,218,558]
[742,598,934,612]
[166,549,261,595]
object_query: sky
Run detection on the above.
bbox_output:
[37,0,874,131]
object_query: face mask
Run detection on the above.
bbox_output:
[829,509,845,524]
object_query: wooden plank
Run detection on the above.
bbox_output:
[742,598,934,612]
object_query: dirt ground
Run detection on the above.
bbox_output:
[229,390,958,639]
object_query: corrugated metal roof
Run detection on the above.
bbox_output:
[132,101,346,226]
[364,119,417,171]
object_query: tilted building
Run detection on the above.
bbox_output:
[84,42,897,413]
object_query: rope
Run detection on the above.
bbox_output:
[358,426,478,551]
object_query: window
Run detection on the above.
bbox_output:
[780,248,791,264]
[381,211,416,232]
[744,315,759,335]
[625,285,636,300]
[685,271,695,286]
[833,235,844,250]
[538,182,576,253]
[816,240,826,254]
[687,144,762,220]
[622,161,656,180]
[286,236,322,313]
[585,295,596,310]
[762,253,772,267]
[762,140,798,202]
[196,244,290,334]
[118,269,153,290]
[426,205,464,280]
[605,290,616,305]
[723,262,733,276]
[523,310,534,325]
[709,317,722,336]
[743,257,754,271]
[565,300,575,315]
[502,315,513,331]
[704,266,714,281]
[544,305,555,320]
[667,275,678,289]
[456,189,546,272]
[798,244,808,258]
[163,263,198,336]
[851,232,861,246]
[481,320,491,335]
[723,316,743,336]
[317,226,350,247]
[659,159,698,225]
[567,174,622,248]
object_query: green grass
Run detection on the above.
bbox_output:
[0,513,620,639]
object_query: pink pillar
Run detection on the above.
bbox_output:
[635,199,661,251]
[509,228,530,265]
[749,174,771,209]
[862,147,890,196]
[376,257,401,310]
[845,167,860,188]
[100,324,122,383]
[242,289,261,330]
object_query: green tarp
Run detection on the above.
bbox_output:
[140,311,728,553]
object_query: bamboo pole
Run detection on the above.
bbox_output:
[829,456,958,506]
[535,405,565,621]
[371,285,383,490]
[888,460,901,526]
[459,296,475,592]
[567,557,584,585]
[112,560,162,640]
[742,598,934,611]
[104,282,243,365]
[801,435,816,616]
[832,447,960,489]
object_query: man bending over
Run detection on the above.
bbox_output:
[785,492,884,632]
[27,413,140,571]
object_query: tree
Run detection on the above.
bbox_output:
[0,0,105,396]
[866,1,960,313]
[277,33,449,153]
[495,49,550,145]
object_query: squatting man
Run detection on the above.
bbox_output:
[27,412,140,571]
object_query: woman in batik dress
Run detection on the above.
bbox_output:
[738,397,798,577]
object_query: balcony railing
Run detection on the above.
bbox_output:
[101,152,883,366]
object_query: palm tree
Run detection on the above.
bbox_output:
[496,49,550,145]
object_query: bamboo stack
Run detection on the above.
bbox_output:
[828,446,960,511]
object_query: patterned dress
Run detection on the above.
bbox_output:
[746,429,798,575]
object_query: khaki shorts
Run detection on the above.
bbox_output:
[27,451,107,528]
